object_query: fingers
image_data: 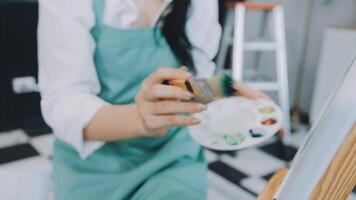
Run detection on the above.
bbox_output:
[233,82,271,100]
[143,115,200,137]
[143,67,192,86]
[136,67,201,137]
[139,108,202,136]
[149,101,207,115]
[179,66,189,71]
[154,115,201,128]
[149,128,168,137]
[144,84,193,101]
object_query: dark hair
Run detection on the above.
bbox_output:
[161,0,195,72]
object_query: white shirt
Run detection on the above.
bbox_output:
[38,0,221,159]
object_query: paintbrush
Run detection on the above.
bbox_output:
[166,74,237,104]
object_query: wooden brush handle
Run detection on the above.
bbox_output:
[168,80,191,92]
[166,79,214,104]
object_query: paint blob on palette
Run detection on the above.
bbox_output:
[259,106,275,114]
[189,97,283,150]
[223,134,245,145]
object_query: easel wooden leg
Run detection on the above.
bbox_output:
[257,168,288,200]
[257,124,356,200]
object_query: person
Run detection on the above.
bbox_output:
[38,0,268,199]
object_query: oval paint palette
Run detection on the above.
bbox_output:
[188,97,283,150]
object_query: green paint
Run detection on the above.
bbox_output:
[223,134,244,146]
[219,74,235,96]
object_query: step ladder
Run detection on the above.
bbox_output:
[216,2,292,144]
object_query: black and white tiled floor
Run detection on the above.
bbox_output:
[0,125,355,200]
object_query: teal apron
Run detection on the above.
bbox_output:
[52,0,207,199]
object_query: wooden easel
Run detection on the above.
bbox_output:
[257,123,356,200]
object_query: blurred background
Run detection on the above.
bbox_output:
[0,0,355,199]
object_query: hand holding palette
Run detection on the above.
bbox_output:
[188,97,283,150]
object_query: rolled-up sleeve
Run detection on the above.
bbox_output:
[38,0,107,159]
[186,0,222,78]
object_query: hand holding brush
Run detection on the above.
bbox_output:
[165,72,270,104]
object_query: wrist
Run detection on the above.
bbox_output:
[133,104,147,136]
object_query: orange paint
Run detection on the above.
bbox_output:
[262,119,277,126]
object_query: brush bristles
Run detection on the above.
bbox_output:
[168,74,236,104]
[206,74,235,97]
[219,74,235,96]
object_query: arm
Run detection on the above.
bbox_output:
[85,67,206,139]
[87,79,270,142]
[38,0,107,159]
[83,105,144,141]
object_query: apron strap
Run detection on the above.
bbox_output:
[91,0,105,37]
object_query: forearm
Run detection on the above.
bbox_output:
[84,104,145,141]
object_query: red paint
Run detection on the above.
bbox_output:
[262,118,277,126]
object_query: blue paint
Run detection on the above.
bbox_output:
[249,129,263,138]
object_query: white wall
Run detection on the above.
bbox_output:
[299,0,356,113]
[310,27,356,123]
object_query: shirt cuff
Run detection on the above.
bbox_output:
[59,96,109,160]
